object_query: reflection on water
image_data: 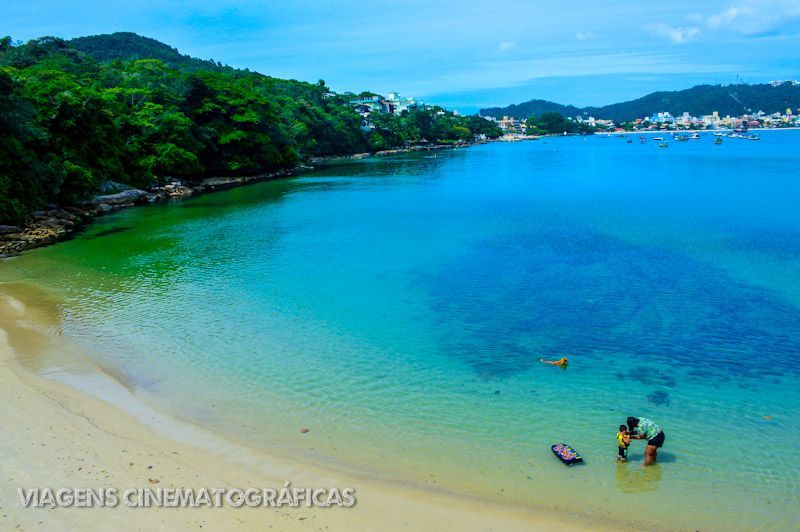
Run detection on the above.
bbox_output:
[616,462,663,493]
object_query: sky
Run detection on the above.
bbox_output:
[3,0,800,113]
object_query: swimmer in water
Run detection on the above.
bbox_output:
[540,357,568,367]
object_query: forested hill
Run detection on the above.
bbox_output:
[480,99,583,121]
[0,33,501,224]
[70,32,227,71]
[481,83,800,122]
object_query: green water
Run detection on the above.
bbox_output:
[2,133,799,529]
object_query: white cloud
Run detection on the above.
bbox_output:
[707,6,741,28]
[575,32,597,40]
[649,1,800,45]
[703,1,800,35]
[646,23,701,43]
[498,41,517,52]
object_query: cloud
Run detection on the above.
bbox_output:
[497,41,517,52]
[703,2,800,35]
[707,6,741,28]
[575,32,597,40]
[646,23,701,43]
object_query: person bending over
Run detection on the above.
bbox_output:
[627,416,665,466]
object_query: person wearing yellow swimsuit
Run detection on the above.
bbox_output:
[540,357,568,367]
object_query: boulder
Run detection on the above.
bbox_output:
[91,189,148,206]
[36,218,64,228]
[64,206,87,217]
[0,225,21,235]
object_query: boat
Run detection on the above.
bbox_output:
[713,137,723,145]
[674,135,689,142]
[690,133,700,139]
[712,131,726,137]
[653,137,664,141]
[747,134,760,140]
[658,142,668,148]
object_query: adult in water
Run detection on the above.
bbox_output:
[627,416,665,466]
[540,357,568,367]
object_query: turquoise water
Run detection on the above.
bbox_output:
[3,132,799,529]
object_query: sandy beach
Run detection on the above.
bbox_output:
[0,285,609,531]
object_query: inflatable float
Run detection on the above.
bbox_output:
[551,443,583,465]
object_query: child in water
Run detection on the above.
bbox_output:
[617,424,630,461]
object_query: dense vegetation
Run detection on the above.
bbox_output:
[0,33,501,224]
[481,82,800,122]
[70,32,229,72]
[524,112,595,135]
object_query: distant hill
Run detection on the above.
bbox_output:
[70,32,227,71]
[480,83,800,122]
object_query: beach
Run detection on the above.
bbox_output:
[0,286,603,531]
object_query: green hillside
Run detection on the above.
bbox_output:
[0,33,501,224]
[481,83,800,122]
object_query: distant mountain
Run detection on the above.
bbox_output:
[480,83,800,122]
[479,99,583,120]
[70,32,227,71]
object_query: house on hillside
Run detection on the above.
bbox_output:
[497,116,524,134]
[349,92,425,116]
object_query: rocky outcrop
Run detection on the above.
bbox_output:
[0,206,95,257]
[197,169,293,192]
[147,182,195,201]
[0,168,298,259]
[91,189,150,206]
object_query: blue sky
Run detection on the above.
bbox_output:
[3,0,800,112]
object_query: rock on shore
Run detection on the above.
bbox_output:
[0,169,295,259]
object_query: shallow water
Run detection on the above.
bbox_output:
[3,132,799,529]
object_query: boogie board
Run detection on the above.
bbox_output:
[551,443,583,465]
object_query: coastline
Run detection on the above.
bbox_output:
[0,142,477,261]
[0,283,630,531]
[597,126,800,135]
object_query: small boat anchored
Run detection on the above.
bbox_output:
[713,137,723,145]
[658,142,668,148]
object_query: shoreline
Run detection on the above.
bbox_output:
[0,142,478,260]
[597,126,800,135]
[0,283,634,531]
